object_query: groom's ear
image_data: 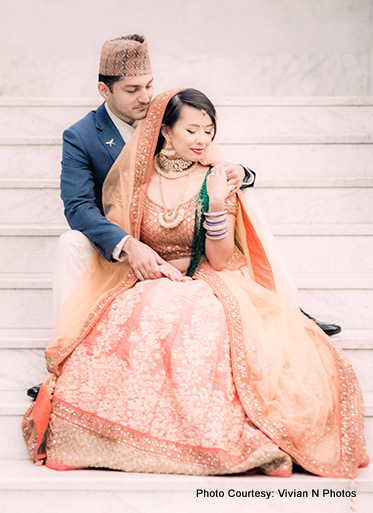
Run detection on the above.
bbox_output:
[98,82,111,100]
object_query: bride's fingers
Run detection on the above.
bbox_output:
[208,170,227,186]
[210,167,224,179]
[159,264,183,281]
[166,269,183,282]
[207,173,230,198]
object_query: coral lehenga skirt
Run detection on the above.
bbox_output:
[23,265,368,477]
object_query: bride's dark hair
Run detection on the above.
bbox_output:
[154,89,217,155]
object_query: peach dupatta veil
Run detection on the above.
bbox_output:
[24,90,367,478]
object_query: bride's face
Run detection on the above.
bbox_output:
[162,105,215,161]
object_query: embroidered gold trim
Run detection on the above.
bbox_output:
[48,397,288,475]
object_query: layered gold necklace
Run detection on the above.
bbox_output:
[154,153,198,229]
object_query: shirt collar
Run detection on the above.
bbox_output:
[104,103,136,143]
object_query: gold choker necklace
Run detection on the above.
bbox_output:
[154,152,198,179]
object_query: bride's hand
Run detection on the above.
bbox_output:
[206,167,229,209]
[158,262,184,282]
[210,162,244,193]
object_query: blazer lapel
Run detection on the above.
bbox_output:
[96,103,124,161]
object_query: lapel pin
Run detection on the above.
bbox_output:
[106,138,115,147]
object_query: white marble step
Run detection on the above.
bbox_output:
[0,273,372,330]
[0,186,65,224]
[0,459,371,513]
[0,328,51,348]
[0,97,372,138]
[1,223,372,275]
[222,142,373,181]
[0,329,372,393]
[1,136,372,181]
[217,107,373,139]
[1,235,57,274]
[275,233,373,275]
[255,186,373,225]
[1,180,372,225]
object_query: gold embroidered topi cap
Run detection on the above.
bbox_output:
[99,34,152,76]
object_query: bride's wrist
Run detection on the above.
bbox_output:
[208,199,225,212]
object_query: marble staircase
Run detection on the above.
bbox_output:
[0,96,372,512]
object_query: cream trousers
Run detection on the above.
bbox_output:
[53,230,94,316]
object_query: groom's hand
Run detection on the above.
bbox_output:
[210,162,245,193]
[122,237,166,281]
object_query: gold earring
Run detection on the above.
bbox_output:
[161,138,176,157]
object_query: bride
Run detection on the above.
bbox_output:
[23,89,368,478]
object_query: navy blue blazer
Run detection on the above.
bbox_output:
[61,103,127,261]
[61,102,256,262]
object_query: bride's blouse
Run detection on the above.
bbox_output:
[141,191,239,261]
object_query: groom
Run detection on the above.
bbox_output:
[54,34,255,313]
